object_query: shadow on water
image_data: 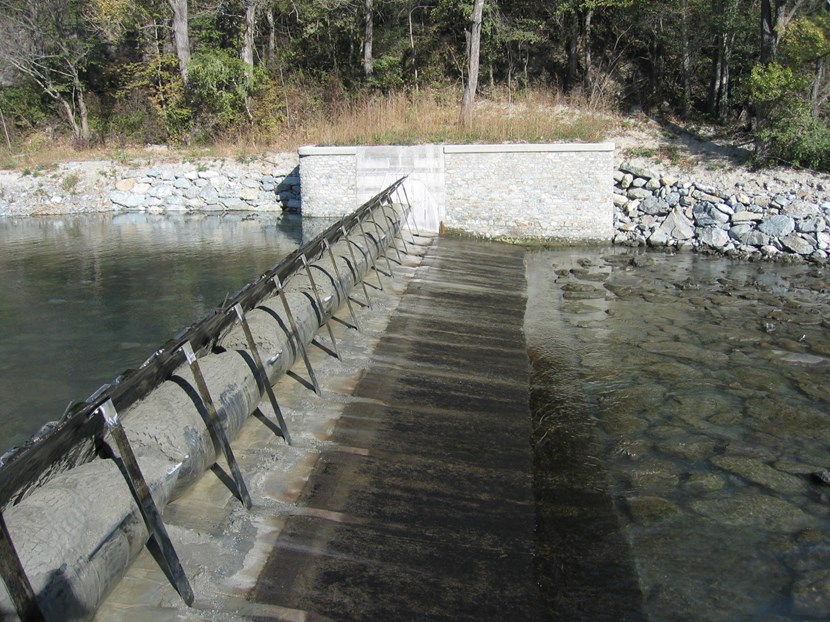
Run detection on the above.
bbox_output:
[529,341,647,622]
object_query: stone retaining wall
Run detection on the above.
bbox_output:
[0,156,301,217]
[299,143,615,242]
[109,162,301,213]
[443,144,613,241]
[612,163,830,263]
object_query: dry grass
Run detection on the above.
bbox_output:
[282,87,616,147]
[0,87,618,170]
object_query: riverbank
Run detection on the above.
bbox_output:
[0,153,301,217]
[3,132,830,263]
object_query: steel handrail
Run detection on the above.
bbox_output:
[0,177,407,509]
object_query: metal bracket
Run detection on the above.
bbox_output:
[378,202,407,259]
[341,225,372,309]
[180,342,252,509]
[393,186,419,246]
[357,216,386,289]
[381,201,410,255]
[98,399,195,606]
[323,239,361,330]
[0,513,44,621]
[232,305,292,445]
[274,276,321,395]
[400,183,421,237]
[300,253,340,360]
[365,216,396,277]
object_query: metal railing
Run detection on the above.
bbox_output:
[0,177,419,621]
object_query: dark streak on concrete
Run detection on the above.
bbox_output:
[251,238,545,620]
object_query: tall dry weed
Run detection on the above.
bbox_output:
[1,86,617,169]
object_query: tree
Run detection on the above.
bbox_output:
[242,0,262,74]
[760,0,817,64]
[363,0,373,76]
[461,0,485,126]
[168,0,191,82]
[0,0,96,143]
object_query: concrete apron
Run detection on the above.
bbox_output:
[0,205,412,621]
[96,237,543,621]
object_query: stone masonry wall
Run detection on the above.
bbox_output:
[0,155,301,217]
[299,143,615,241]
[109,161,300,213]
[443,145,614,242]
[298,147,358,218]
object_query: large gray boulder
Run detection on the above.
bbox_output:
[648,206,695,245]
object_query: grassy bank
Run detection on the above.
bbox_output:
[0,88,617,171]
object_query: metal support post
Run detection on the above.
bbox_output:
[382,201,410,255]
[98,399,195,606]
[367,215,396,277]
[232,304,292,445]
[180,342,252,510]
[394,187,418,245]
[357,216,386,288]
[341,225,372,308]
[400,184,421,237]
[0,513,44,621]
[274,276,321,395]
[300,254,340,360]
[323,239,360,330]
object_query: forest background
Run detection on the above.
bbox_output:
[0,0,829,172]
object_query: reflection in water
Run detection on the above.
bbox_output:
[0,212,329,450]
[526,247,830,620]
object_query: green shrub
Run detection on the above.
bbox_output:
[186,50,262,139]
[757,102,830,171]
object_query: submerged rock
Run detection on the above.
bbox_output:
[690,493,815,531]
[624,495,680,524]
[710,455,806,494]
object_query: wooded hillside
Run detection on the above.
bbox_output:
[0,0,829,170]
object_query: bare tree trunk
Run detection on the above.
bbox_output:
[566,13,579,90]
[812,57,826,117]
[461,0,485,127]
[583,8,593,95]
[363,0,373,77]
[75,84,90,143]
[709,35,723,116]
[760,0,775,62]
[267,7,276,66]
[242,1,257,72]
[681,0,692,117]
[59,97,81,142]
[167,0,191,83]
[719,32,734,123]
[408,6,419,91]
[0,106,11,149]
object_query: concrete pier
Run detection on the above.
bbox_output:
[96,236,543,621]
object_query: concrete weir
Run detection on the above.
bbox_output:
[0,191,411,620]
[90,237,544,620]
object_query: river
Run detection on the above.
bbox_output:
[525,247,830,619]
[3,217,830,617]
[0,212,330,450]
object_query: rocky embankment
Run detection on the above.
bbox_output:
[0,154,301,217]
[612,162,830,263]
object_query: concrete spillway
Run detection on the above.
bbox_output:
[0,197,411,620]
[94,237,544,620]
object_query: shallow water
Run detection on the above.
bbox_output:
[0,213,331,450]
[525,247,830,620]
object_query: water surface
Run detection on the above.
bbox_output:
[0,213,328,449]
[526,247,830,620]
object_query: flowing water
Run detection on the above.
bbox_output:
[526,247,830,620]
[0,212,332,451]
[4,218,830,618]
